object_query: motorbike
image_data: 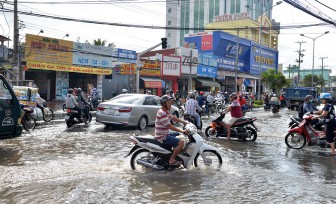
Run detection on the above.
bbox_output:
[246,99,253,111]
[125,123,222,171]
[288,115,303,129]
[21,105,36,131]
[214,99,226,113]
[285,114,335,149]
[263,103,271,111]
[173,99,184,117]
[205,111,258,141]
[65,104,92,128]
[271,104,279,114]
[184,113,202,130]
[33,102,54,122]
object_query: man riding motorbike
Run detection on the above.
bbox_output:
[269,94,280,111]
[154,95,189,166]
[197,91,206,107]
[76,88,90,120]
[65,88,82,122]
[185,93,202,129]
[225,93,243,140]
[312,93,336,156]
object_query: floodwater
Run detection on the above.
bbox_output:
[1,108,336,203]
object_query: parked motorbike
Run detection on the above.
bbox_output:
[205,111,258,141]
[285,114,334,149]
[125,123,222,171]
[184,113,202,130]
[21,105,36,131]
[65,104,92,128]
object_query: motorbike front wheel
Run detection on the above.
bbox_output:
[243,127,257,141]
[130,149,157,172]
[205,126,218,139]
[285,132,306,149]
[43,108,54,122]
[194,150,222,171]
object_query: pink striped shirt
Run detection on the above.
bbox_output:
[155,109,173,142]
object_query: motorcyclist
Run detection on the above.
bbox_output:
[35,93,46,115]
[263,93,270,107]
[90,88,100,110]
[65,88,82,121]
[206,92,215,114]
[303,95,318,115]
[154,95,189,166]
[122,89,128,94]
[76,88,90,120]
[312,93,336,156]
[225,93,242,140]
[185,93,202,129]
[197,91,206,107]
[238,93,247,112]
[269,94,280,111]
[279,93,286,107]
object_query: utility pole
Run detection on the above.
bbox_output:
[319,56,328,91]
[234,28,240,93]
[13,0,19,84]
[288,64,291,83]
[295,41,306,85]
[188,49,193,93]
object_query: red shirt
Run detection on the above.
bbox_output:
[231,100,242,118]
[238,97,246,106]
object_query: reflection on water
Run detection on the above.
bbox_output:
[1,110,336,203]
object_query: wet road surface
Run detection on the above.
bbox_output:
[1,108,336,203]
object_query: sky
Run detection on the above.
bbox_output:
[0,0,335,75]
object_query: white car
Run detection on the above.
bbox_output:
[96,94,181,130]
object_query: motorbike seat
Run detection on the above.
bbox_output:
[134,135,173,151]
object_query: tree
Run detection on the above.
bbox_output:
[92,39,116,47]
[302,74,324,87]
[261,69,288,95]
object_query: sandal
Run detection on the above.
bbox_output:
[169,160,182,166]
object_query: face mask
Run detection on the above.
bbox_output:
[309,99,313,103]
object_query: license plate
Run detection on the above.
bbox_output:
[105,109,115,114]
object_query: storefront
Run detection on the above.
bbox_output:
[140,77,164,96]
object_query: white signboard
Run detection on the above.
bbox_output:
[176,47,198,75]
[72,42,116,68]
[161,55,181,77]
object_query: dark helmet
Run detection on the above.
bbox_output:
[305,95,313,100]
[76,88,82,94]
[68,88,74,94]
[170,90,174,94]
[189,93,196,99]
[160,95,173,105]
[230,92,238,99]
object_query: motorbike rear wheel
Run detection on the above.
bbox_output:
[243,127,257,141]
[194,150,222,171]
[66,115,75,128]
[22,115,36,131]
[130,149,157,172]
[285,132,306,149]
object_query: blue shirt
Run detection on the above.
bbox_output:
[322,103,336,122]
[197,96,205,107]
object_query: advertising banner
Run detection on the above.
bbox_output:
[72,42,115,68]
[161,55,181,77]
[250,42,278,75]
[144,81,163,88]
[176,47,198,75]
[55,72,69,101]
[25,34,73,65]
[116,49,136,63]
[115,61,161,76]
[27,61,112,75]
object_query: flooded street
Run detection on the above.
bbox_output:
[1,108,336,203]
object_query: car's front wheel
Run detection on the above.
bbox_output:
[138,115,148,130]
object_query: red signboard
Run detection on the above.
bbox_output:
[201,35,213,51]
[144,81,162,88]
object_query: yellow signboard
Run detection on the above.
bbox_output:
[27,61,112,75]
[25,34,73,65]
[117,61,161,76]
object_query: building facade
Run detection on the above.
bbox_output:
[166,0,276,48]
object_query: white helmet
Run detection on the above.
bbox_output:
[122,89,128,93]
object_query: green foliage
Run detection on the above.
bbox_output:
[302,74,325,87]
[261,69,288,95]
[253,100,263,105]
[93,39,116,47]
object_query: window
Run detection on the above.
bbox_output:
[168,20,171,26]
[143,97,156,105]
[168,8,171,13]
[0,80,13,106]
[168,33,171,37]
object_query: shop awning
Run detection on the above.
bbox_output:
[140,77,164,88]
[196,78,221,87]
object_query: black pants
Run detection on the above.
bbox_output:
[325,120,336,143]
[73,106,82,118]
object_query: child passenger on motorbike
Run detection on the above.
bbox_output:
[225,93,242,140]
[312,93,336,156]
[154,95,189,166]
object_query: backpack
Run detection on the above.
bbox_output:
[298,104,304,119]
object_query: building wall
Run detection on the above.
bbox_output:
[166,0,274,48]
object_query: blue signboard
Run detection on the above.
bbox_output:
[116,49,136,63]
[197,65,217,78]
[250,42,278,75]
